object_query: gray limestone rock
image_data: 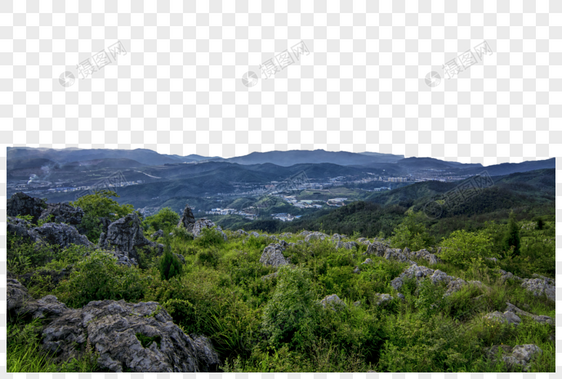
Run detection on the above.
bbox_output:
[7,192,47,224]
[41,299,220,372]
[259,243,289,267]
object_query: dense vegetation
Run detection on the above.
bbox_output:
[7,184,555,372]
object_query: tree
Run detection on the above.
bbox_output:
[159,245,183,281]
[142,207,180,234]
[390,211,433,251]
[71,190,135,242]
[503,212,521,257]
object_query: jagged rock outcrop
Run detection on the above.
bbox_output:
[39,203,84,226]
[7,192,47,224]
[7,279,32,315]
[8,217,93,249]
[41,299,220,372]
[505,302,553,325]
[259,241,289,267]
[304,232,329,243]
[235,229,249,237]
[7,216,33,239]
[8,279,68,321]
[8,280,220,371]
[487,344,542,371]
[190,219,215,237]
[521,277,555,302]
[335,241,358,250]
[499,269,523,282]
[365,241,440,264]
[390,263,483,296]
[177,204,196,229]
[320,294,346,310]
[31,223,93,249]
[98,213,163,266]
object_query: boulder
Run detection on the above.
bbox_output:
[7,216,33,239]
[151,230,164,239]
[304,232,328,243]
[235,229,249,237]
[357,237,370,245]
[320,294,346,311]
[41,299,220,372]
[521,278,555,302]
[498,269,523,282]
[336,241,358,250]
[177,204,196,230]
[375,293,393,306]
[361,258,373,265]
[39,203,84,226]
[505,302,554,325]
[190,219,216,238]
[483,311,522,326]
[98,213,163,266]
[353,266,361,274]
[365,241,388,256]
[7,279,32,315]
[259,243,289,267]
[7,192,47,224]
[488,344,542,371]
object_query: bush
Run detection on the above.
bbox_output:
[261,266,320,349]
[55,250,147,308]
[195,227,225,248]
[71,190,135,242]
[390,211,433,251]
[159,247,183,281]
[142,207,180,234]
[439,229,494,268]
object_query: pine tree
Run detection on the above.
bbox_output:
[159,245,183,281]
[503,212,521,256]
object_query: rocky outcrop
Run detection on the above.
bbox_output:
[31,223,93,249]
[7,279,32,316]
[335,241,358,250]
[304,232,328,243]
[7,192,47,224]
[7,279,220,372]
[374,293,393,306]
[8,279,68,322]
[190,219,215,238]
[7,216,33,239]
[177,204,196,230]
[41,299,220,372]
[521,277,555,302]
[320,294,346,311]
[259,241,289,267]
[390,264,482,296]
[505,302,554,325]
[357,238,371,245]
[151,230,164,239]
[39,203,84,226]
[365,242,440,265]
[487,344,542,371]
[8,217,93,249]
[483,311,522,326]
[98,213,163,266]
[498,269,523,282]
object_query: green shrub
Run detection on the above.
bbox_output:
[390,211,433,251]
[195,227,226,248]
[195,247,220,268]
[55,250,147,308]
[7,234,56,275]
[261,266,320,349]
[71,190,135,242]
[159,247,183,281]
[439,229,494,268]
[143,207,180,235]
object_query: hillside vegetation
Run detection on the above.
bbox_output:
[6,189,555,372]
